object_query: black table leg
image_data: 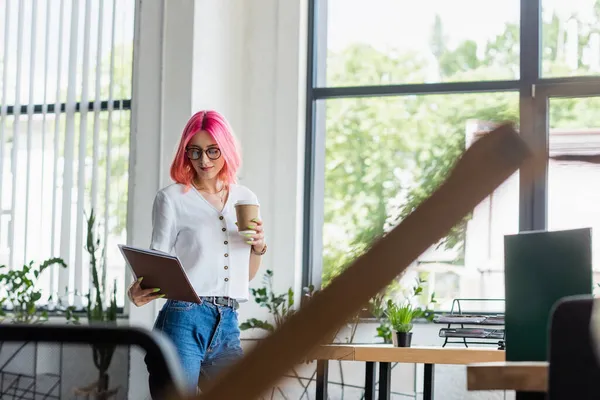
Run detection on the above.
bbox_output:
[516,392,546,400]
[316,360,328,400]
[364,362,376,400]
[424,363,434,400]
[378,362,391,400]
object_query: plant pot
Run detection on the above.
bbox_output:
[394,331,412,347]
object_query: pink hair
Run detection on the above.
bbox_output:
[170,110,241,188]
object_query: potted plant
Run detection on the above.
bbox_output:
[386,300,419,347]
[0,257,69,399]
[239,269,295,333]
[0,258,68,324]
[72,209,119,400]
[384,278,436,347]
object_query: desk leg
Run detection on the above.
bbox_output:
[316,360,328,400]
[424,363,434,400]
[516,392,546,400]
[365,362,376,400]
[378,362,391,400]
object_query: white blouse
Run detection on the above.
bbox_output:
[149,183,260,302]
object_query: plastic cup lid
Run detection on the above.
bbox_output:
[235,200,260,207]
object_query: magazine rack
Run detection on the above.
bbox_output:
[434,298,505,349]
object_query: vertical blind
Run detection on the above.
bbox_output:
[0,0,134,308]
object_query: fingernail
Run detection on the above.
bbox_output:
[243,233,252,237]
[235,222,238,226]
[153,288,161,293]
[248,224,256,229]
[251,218,259,222]
[159,294,166,298]
[138,277,143,282]
[246,240,253,245]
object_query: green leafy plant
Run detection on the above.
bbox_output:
[240,270,295,332]
[369,290,393,343]
[84,209,118,399]
[369,281,406,343]
[376,322,393,342]
[0,258,68,324]
[386,300,419,333]
[384,278,437,334]
[85,209,118,324]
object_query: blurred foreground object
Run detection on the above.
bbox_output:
[0,325,187,400]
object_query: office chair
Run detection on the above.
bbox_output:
[547,295,600,399]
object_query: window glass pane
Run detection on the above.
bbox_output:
[322,0,520,87]
[542,0,600,77]
[0,0,134,105]
[0,0,133,310]
[0,110,129,307]
[548,96,600,290]
[319,92,519,312]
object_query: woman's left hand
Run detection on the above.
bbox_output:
[243,218,266,253]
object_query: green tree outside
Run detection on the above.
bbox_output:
[321,8,600,289]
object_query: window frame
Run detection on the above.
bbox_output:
[302,0,600,292]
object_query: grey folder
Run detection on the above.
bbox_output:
[118,244,201,304]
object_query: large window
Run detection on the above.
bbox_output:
[0,0,134,308]
[304,0,600,311]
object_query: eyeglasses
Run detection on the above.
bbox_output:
[185,146,221,161]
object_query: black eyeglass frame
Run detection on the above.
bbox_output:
[185,146,222,161]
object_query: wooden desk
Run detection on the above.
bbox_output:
[306,344,505,400]
[467,361,548,392]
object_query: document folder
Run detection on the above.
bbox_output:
[118,244,201,304]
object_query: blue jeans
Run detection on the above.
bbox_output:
[146,298,243,396]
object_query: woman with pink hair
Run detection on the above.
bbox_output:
[127,110,267,396]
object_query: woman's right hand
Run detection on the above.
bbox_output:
[127,277,164,307]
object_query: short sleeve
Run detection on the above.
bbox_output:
[150,191,177,253]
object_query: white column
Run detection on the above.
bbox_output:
[191,0,245,129]
[235,0,308,333]
[128,1,196,398]
[128,0,197,323]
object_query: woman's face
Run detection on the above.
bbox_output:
[186,130,225,182]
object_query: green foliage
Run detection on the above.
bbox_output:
[321,4,600,290]
[240,270,295,332]
[241,270,358,342]
[85,209,118,324]
[84,208,118,386]
[386,301,418,333]
[368,282,402,343]
[385,278,437,334]
[238,317,275,332]
[376,323,393,343]
[0,258,68,324]
[321,66,519,286]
